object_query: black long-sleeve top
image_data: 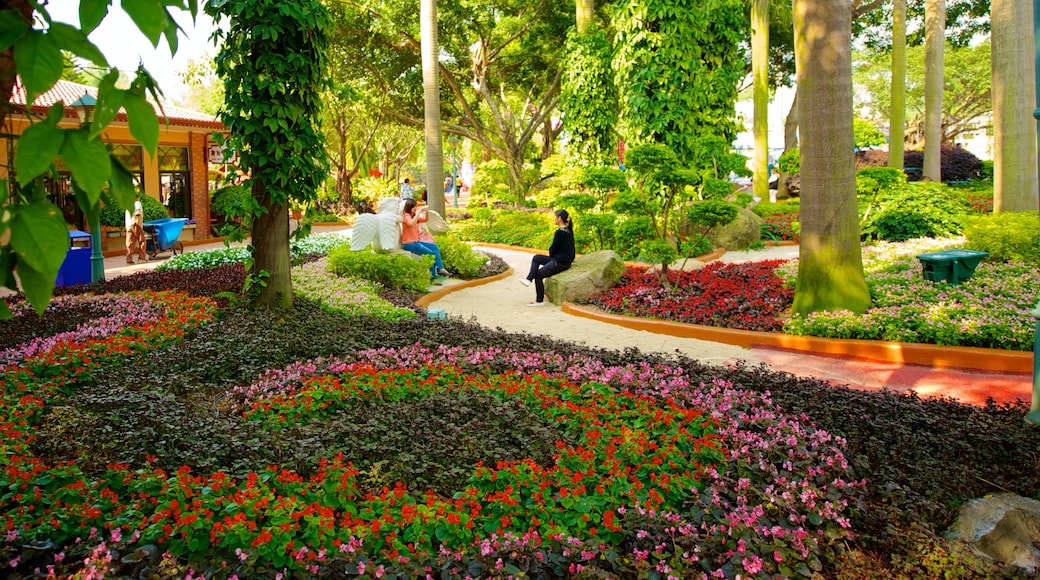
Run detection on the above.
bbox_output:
[548,227,575,265]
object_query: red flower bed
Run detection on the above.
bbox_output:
[585,260,794,332]
[762,212,799,242]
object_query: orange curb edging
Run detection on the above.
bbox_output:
[561,302,1033,374]
[414,267,514,308]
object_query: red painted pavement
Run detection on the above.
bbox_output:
[743,346,1033,407]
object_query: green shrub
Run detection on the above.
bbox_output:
[580,166,628,194]
[99,194,168,227]
[578,212,617,251]
[210,185,252,221]
[471,160,513,205]
[615,215,654,259]
[679,234,713,258]
[639,237,678,265]
[752,199,801,218]
[688,199,738,229]
[857,167,906,192]
[700,177,734,201]
[862,182,970,242]
[304,211,342,223]
[555,193,597,213]
[776,147,800,175]
[452,210,554,248]
[435,236,489,278]
[963,212,1040,264]
[326,247,433,292]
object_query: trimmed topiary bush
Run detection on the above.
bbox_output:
[901,144,982,183]
[99,194,168,227]
[326,247,433,292]
[434,236,490,278]
[210,184,253,223]
[861,182,970,242]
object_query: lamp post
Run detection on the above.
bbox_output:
[1027,0,1040,425]
[70,93,105,284]
[447,136,460,209]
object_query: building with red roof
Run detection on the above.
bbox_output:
[3,77,228,250]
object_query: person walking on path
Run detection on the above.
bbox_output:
[124,195,147,264]
[400,178,415,200]
[519,209,574,306]
[401,199,450,284]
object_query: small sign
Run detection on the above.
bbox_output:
[208,145,236,165]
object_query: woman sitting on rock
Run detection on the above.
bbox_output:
[519,209,574,306]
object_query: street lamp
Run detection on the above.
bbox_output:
[447,135,460,209]
[1027,0,1040,425]
[70,92,105,284]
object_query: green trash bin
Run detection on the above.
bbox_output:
[916,249,988,285]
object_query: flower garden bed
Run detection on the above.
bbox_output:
[582,238,1038,353]
[2,237,1038,578]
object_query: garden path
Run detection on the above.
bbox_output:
[431,244,1033,409]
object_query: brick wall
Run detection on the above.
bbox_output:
[189,132,211,237]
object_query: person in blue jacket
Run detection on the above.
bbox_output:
[519,209,575,306]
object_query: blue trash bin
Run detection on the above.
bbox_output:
[56,230,93,287]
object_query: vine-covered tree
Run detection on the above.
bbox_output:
[1,0,193,319]
[559,24,617,166]
[792,0,871,316]
[612,0,746,167]
[206,0,331,308]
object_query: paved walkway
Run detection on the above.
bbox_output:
[430,244,1034,408]
[9,226,1033,408]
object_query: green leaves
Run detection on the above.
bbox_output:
[14,29,64,103]
[61,128,113,203]
[9,199,69,315]
[14,106,66,186]
[124,90,160,154]
[0,9,30,51]
[122,0,170,46]
[44,22,108,67]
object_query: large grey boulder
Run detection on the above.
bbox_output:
[947,493,1040,572]
[705,207,763,250]
[544,250,626,305]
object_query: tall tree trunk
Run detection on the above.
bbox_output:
[784,89,800,152]
[888,0,907,169]
[777,91,800,198]
[923,0,944,181]
[577,0,594,32]
[991,0,1038,212]
[752,0,770,201]
[792,0,870,316]
[422,0,445,215]
[252,178,293,308]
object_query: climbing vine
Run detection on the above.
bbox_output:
[611,0,746,166]
[205,0,331,307]
[559,24,618,167]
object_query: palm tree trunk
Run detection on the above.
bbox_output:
[991,0,1039,212]
[577,0,594,32]
[888,0,907,169]
[923,0,944,181]
[422,0,445,215]
[792,0,870,316]
[752,0,770,201]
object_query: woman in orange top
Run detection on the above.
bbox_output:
[401,199,450,283]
